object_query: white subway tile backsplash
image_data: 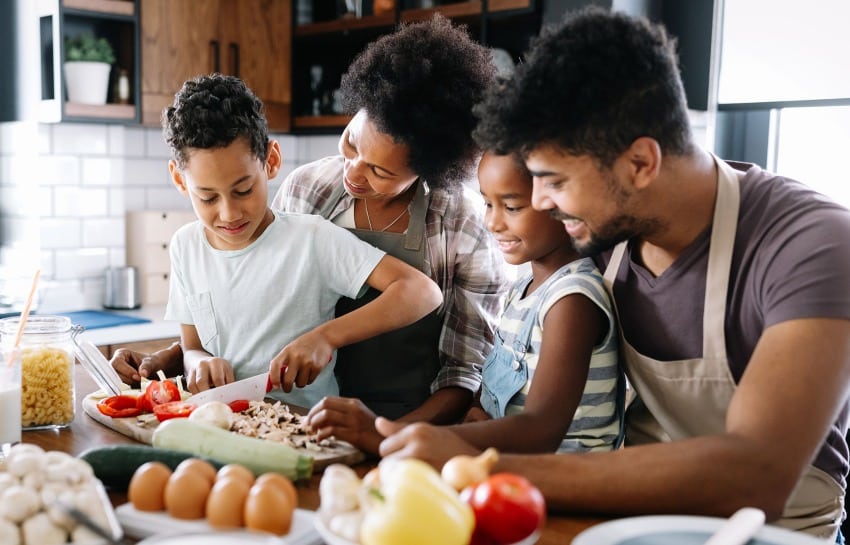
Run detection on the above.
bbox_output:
[302,134,340,163]
[125,158,169,186]
[40,218,81,249]
[274,134,298,163]
[1,217,38,246]
[82,218,125,247]
[145,130,170,158]
[121,187,149,212]
[39,250,55,280]
[54,187,109,217]
[53,247,109,280]
[0,121,39,155]
[36,156,80,185]
[0,186,35,216]
[37,187,53,217]
[38,278,88,313]
[146,187,190,211]
[38,124,51,155]
[81,157,126,186]
[108,248,127,268]
[109,125,146,158]
[52,124,109,155]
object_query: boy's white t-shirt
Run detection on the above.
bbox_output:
[165,210,386,408]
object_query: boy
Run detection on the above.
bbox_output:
[162,74,442,408]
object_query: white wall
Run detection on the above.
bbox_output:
[0,121,340,312]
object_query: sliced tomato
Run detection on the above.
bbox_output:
[228,399,250,413]
[152,401,196,422]
[138,379,181,412]
[97,395,143,418]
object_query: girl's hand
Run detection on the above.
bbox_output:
[306,396,382,454]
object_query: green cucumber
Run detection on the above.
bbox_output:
[78,444,224,490]
[152,418,314,481]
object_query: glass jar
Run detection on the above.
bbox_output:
[0,315,76,429]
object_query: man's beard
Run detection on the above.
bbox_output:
[551,210,660,257]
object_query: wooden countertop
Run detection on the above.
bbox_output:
[22,364,607,544]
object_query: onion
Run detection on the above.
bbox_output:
[441,447,499,491]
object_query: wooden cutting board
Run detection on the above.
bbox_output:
[81,394,365,471]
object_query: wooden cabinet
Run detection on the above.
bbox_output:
[126,210,195,306]
[37,0,140,123]
[290,0,539,133]
[140,0,291,131]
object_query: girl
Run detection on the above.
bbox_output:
[458,151,624,453]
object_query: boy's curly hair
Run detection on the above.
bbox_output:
[340,15,494,189]
[162,73,269,170]
[474,7,693,167]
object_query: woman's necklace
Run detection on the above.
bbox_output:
[363,198,409,232]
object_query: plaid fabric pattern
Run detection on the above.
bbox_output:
[272,155,509,393]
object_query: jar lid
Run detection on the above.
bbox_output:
[0,315,72,336]
[74,336,124,397]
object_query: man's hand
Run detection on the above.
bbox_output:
[376,417,481,470]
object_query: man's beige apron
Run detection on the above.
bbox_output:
[602,156,843,539]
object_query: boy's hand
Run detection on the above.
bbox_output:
[185,356,235,393]
[268,330,335,393]
[111,347,177,386]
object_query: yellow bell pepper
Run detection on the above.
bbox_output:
[360,458,475,545]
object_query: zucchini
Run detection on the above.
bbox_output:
[78,444,224,489]
[152,418,314,481]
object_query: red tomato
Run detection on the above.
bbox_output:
[461,473,546,545]
[97,395,143,418]
[228,399,250,413]
[138,379,181,412]
[152,401,196,422]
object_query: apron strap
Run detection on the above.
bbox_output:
[404,179,429,251]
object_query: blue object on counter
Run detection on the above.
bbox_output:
[57,310,151,330]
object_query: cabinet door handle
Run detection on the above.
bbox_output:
[229,43,240,78]
[210,40,221,73]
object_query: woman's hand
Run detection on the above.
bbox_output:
[376,417,480,470]
[268,329,335,392]
[306,396,383,454]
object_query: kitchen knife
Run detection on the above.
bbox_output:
[185,372,270,406]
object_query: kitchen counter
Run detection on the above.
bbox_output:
[76,305,179,346]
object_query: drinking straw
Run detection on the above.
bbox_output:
[6,269,41,368]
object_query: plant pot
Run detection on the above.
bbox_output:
[64,61,112,105]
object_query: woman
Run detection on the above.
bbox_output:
[273,15,508,453]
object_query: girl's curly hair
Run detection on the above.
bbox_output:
[474,7,693,167]
[340,15,494,189]
[163,73,269,170]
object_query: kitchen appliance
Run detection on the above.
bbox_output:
[103,266,141,310]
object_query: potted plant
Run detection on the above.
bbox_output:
[63,32,116,105]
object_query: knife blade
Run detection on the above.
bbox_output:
[185,372,270,406]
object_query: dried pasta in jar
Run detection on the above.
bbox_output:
[20,346,75,428]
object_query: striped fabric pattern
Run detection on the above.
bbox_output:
[501,258,623,452]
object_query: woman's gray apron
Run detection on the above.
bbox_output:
[320,180,442,419]
[602,156,843,539]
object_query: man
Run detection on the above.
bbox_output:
[376,7,850,540]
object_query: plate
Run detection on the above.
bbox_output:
[572,515,828,545]
[116,503,322,544]
[314,516,541,545]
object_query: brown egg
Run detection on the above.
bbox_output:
[254,472,298,508]
[174,458,217,485]
[216,463,255,485]
[128,461,172,512]
[244,480,295,535]
[164,468,212,519]
[206,477,251,529]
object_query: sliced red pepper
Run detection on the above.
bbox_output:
[152,401,196,422]
[97,395,143,418]
[228,399,250,413]
[138,379,181,412]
